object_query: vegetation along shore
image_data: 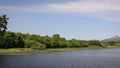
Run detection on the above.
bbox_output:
[0,14,120,55]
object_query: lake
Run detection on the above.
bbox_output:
[0,48,120,68]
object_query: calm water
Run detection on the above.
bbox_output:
[0,48,120,68]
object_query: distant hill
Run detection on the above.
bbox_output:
[102,36,120,42]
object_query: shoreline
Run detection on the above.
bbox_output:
[0,46,120,55]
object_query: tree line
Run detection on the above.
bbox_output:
[0,14,119,50]
[0,31,105,49]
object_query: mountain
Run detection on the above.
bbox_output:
[102,36,120,42]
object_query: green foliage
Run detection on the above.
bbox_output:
[52,34,60,41]
[0,14,9,32]
[24,40,35,48]
[51,40,59,48]
[0,14,9,48]
[88,40,102,47]
[58,40,67,48]
[79,41,88,48]
[1,31,105,49]
[0,32,24,48]
[66,40,88,48]
[31,42,46,50]
[42,35,52,48]
[106,41,116,46]
[1,14,120,50]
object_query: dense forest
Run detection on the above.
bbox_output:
[0,14,120,50]
[0,31,120,50]
[0,31,99,49]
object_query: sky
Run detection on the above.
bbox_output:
[0,0,120,40]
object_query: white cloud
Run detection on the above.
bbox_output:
[1,0,120,13]
[48,0,120,12]
[0,0,120,22]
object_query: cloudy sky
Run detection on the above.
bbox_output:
[0,0,120,40]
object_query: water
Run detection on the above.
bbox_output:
[0,48,120,68]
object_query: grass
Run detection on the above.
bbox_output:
[106,46,120,48]
[0,48,79,55]
[0,48,33,55]
[0,46,119,55]
[0,47,103,55]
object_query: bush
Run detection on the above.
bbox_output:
[107,41,116,46]
[31,42,46,50]
[79,42,88,48]
[88,40,102,47]
[24,40,36,48]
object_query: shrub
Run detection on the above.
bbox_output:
[79,42,88,48]
[31,42,46,50]
[88,40,102,47]
[24,40,36,48]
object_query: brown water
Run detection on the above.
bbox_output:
[0,48,120,68]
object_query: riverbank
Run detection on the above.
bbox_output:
[0,47,101,55]
[0,46,120,55]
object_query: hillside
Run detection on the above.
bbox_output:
[102,36,120,42]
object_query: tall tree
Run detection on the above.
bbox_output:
[52,34,60,41]
[51,34,61,48]
[0,14,9,47]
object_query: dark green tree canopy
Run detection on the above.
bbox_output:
[52,34,60,41]
[0,14,9,32]
[0,14,9,48]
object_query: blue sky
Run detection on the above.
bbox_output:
[0,0,120,40]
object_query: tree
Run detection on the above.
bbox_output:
[58,40,67,48]
[52,34,60,41]
[0,14,9,32]
[88,40,102,47]
[31,42,46,50]
[15,36,24,48]
[43,35,52,48]
[79,41,88,48]
[51,34,61,48]
[1,32,15,48]
[107,41,116,46]
[0,14,9,48]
